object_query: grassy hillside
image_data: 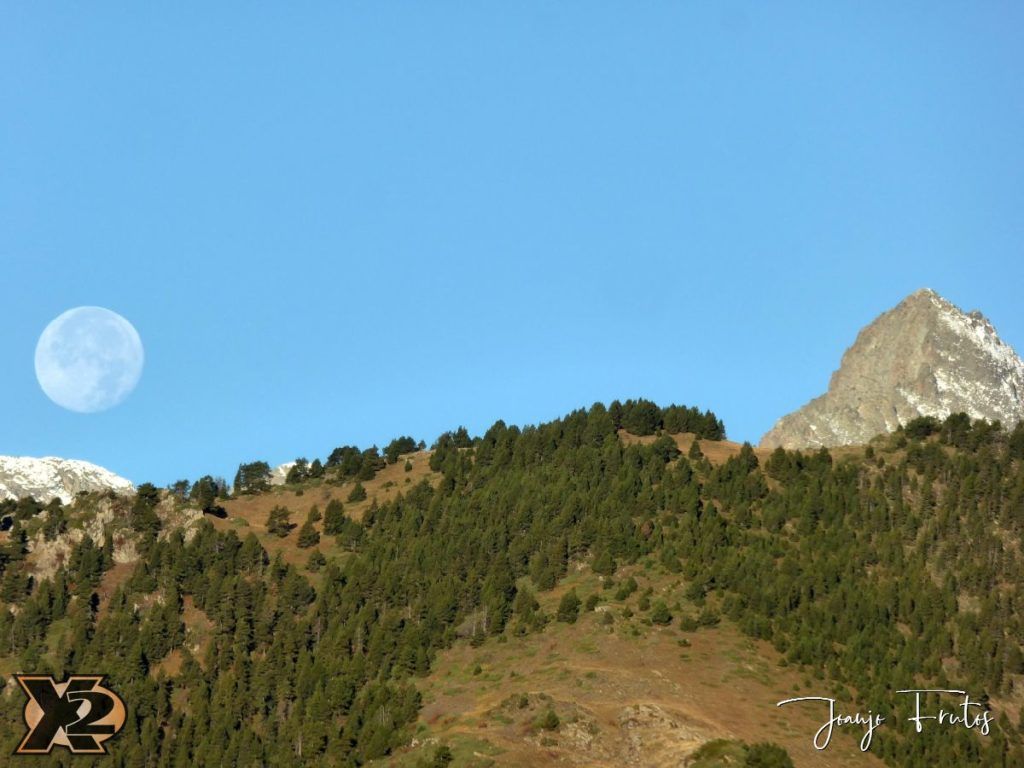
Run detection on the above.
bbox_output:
[384,564,881,768]
[1,401,1023,767]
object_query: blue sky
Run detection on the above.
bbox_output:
[2,3,1022,485]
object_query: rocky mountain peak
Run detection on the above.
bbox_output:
[0,456,134,504]
[760,289,1024,449]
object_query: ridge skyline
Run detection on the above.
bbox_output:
[6,285,1023,488]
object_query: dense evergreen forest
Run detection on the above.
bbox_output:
[1,399,1023,766]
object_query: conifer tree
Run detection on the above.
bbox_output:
[347,482,368,502]
[296,511,320,549]
[323,499,346,535]
[266,506,293,537]
[556,590,581,624]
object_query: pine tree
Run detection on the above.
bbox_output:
[744,742,794,768]
[130,483,162,535]
[306,550,326,572]
[688,439,703,460]
[591,550,617,576]
[347,483,368,503]
[432,744,454,767]
[556,590,580,624]
[323,499,346,535]
[234,461,272,494]
[650,601,672,626]
[297,519,320,549]
[285,459,309,485]
[266,506,293,538]
[536,708,560,731]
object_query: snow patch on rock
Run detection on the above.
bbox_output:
[0,456,134,504]
[761,288,1024,449]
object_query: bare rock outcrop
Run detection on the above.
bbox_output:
[761,289,1024,449]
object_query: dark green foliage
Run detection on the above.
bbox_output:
[651,434,681,463]
[650,601,672,626]
[428,427,474,471]
[39,499,67,540]
[335,517,365,551]
[190,475,227,512]
[296,518,320,549]
[266,505,293,537]
[234,461,272,494]
[690,739,793,768]
[696,608,720,627]
[663,404,726,439]
[384,436,419,464]
[357,449,382,481]
[285,458,309,484]
[4,404,1024,768]
[432,745,454,767]
[529,541,566,591]
[940,411,972,447]
[738,441,758,469]
[903,415,941,440]
[611,399,725,439]
[536,708,560,731]
[322,499,346,535]
[169,479,190,499]
[614,577,638,601]
[744,741,795,768]
[130,482,162,535]
[347,482,368,502]
[1009,422,1024,460]
[451,427,473,448]
[306,550,326,572]
[591,550,617,576]
[1,565,31,604]
[620,398,662,435]
[327,444,361,472]
[556,590,581,624]
[688,739,748,766]
[326,445,384,481]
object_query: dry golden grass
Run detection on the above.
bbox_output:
[94,561,137,620]
[390,567,883,768]
[619,430,869,467]
[209,451,438,569]
[153,648,184,678]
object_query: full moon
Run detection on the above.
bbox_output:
[35,307,145,413]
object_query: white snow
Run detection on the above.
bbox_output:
[928,293,1024,423]
[269,462,297,487]
[763,289,1024,449]
[0,456,134,504]
[934,296,1022,375]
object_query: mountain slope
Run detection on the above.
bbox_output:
[0,455,134,504]
[761,288,1024,449]
[4,403,1024,767]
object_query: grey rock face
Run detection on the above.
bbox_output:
[761,289,1024,449]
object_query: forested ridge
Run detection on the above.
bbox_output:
[1,400,1023,767]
